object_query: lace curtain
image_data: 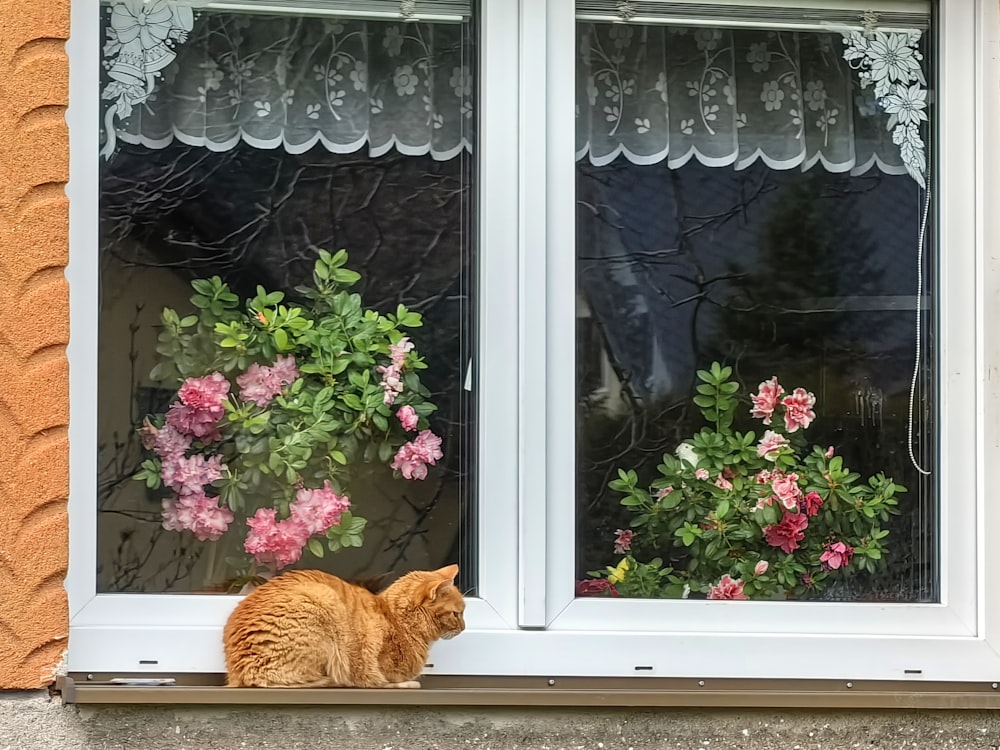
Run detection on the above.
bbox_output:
[576,25,926,184]
[101,3,474,159]
[100,1,927,184]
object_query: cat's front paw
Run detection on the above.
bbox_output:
[388,680,421,689]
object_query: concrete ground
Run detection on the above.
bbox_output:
[3,691,1000,749]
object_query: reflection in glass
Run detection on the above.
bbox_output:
[575,20,936,602]
[97,8,477,594]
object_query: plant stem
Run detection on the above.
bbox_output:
[203,542,218,590]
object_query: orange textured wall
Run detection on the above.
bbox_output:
[0,0,70,689]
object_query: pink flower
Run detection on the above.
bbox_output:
[771,472,802,511]
[161,491,234,542]
[391,429,444,480]
[397,405,419,431]
[137,417,159,451]
[750,377,785,424]
[613,529,634,554]
[755,495,775,510]
[764,511,809,554]
[237,363,277,407]
[656,486,674,499]
[165,402,222,441]
[576,579,620,597]
[755,469,776,485]
[714,476,733,491]
[237,356,299,409]
[290,481,351,535]
[800,491,824,517]
[160,453,226,496]
[695,468,710,480]
[152,424,192,459]
[753,560,769,576]
[269,354,300,385]
[389,337,415,368]
[821,541,854,570]
[378,363,405,406]
[781,387,817,433]
[708,574,748,600]
[825,445,835,458]
[756,430,789,461]
[177,372,230,415]
[243,508,309,570]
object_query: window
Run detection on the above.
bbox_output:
[574,19,937,605]
[68,0,1000,685]
[93,2,478,595]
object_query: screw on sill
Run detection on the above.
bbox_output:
[992,683,998,689]
[87,674,94,681]
[698,680,705,687]
[846,682,854,689]
[547,679,556,686]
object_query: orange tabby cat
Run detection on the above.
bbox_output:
[223,564,465,688]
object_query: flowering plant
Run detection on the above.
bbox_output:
[585,362,903,600]
[134,250,443,576]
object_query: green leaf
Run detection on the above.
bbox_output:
[378,441,393,463]
[273,328,289,350]
[400,312,422,327]
[661,492,682,509]
[332,268,362,285]
[308,538,325,558]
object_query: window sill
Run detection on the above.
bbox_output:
[57,675,1000,710]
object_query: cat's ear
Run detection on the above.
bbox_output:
[427,565,459,600]
[434,564,459,582]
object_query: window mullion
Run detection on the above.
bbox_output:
[476,0,525,628]
[515,0,551,628]
[541,0,579,627]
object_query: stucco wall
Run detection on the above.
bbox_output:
[0,0,71,690]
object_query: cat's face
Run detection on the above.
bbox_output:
[424,564,466,640]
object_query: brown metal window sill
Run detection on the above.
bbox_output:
[57,675,1000,709]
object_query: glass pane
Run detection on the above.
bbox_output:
[97,3,478,594]
[575,19,937,603]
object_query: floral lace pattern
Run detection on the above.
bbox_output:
[841,30,927,187]
[101,0,194,158]
[100,6,474,160]
[100,6,925,180]
[576,24,927,178]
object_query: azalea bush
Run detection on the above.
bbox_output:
[134,249,443,577]
[581,362,904,601]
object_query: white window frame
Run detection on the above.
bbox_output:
[67,0,1000,682]
[66,0,522,674]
